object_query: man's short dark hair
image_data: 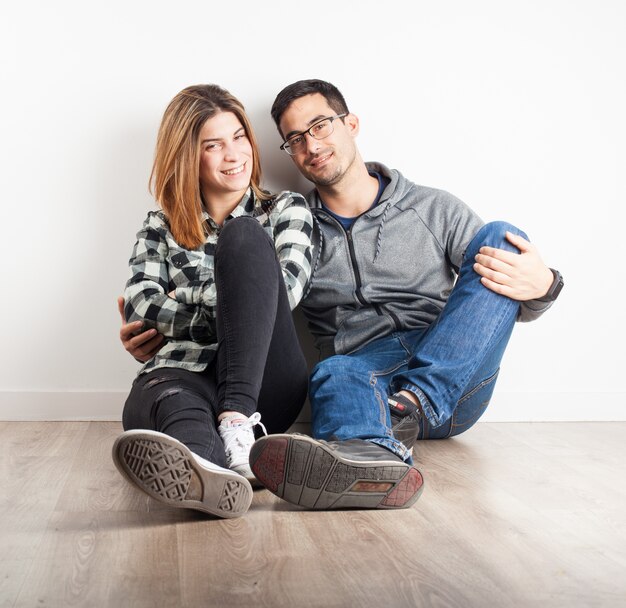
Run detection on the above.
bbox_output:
[271,79,349,137]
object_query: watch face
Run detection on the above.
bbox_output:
[547,270,563,301]
[552,274,564,299]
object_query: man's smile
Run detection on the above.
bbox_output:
[308,152,333,168]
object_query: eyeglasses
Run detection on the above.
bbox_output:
[280,114,347,156]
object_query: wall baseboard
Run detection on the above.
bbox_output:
[1,391,129,421]
[0,391,624,422]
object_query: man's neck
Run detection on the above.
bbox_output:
[316,161,379,218]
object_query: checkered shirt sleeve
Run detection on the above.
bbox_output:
[264,191,313,310]
[123,190,313,376]
[124,211,216,344]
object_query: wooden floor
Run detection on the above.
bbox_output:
[0,421,624,608]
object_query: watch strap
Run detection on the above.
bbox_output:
[536,268,564,302]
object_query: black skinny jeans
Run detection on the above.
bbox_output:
[123,217,309,467]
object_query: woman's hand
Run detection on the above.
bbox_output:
[118,296,164,362]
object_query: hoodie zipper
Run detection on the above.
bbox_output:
[316,210,370,308]
[319,210,388,319]
[345,228,369,307]
[312,168,402,327]
[348,223,402,328]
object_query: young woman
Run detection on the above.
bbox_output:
[112,84,312,519]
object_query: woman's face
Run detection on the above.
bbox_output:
[198,111,253,202]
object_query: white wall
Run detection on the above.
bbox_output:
[1,0,624,420]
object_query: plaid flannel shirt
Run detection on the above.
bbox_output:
[124,189,313,375]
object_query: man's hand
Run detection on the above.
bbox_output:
[118,296,164,362]
[473,232,554,301]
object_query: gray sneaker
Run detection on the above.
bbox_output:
[250,434,424,510]
[112,429,252,518]
[389,393,421,450]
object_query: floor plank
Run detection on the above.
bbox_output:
[1,421,624,607]
[0,422,89,607]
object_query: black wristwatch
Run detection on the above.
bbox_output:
[536,268,564,302]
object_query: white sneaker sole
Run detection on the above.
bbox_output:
[112,430,252,518]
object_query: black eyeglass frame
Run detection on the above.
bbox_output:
[279,113,348,155]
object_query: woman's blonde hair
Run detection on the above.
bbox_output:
[150,84,270,249]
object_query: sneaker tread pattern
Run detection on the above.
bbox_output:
[218,479,249,512]
[286,441,311,486]
[250,437,288,492]
[251,434,424,510]
[122,439,192,501]
[381,468,424,507]
[325,463,405,494]
[306,448,334,490]
[116,433,252,518]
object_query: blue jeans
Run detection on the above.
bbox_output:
[309,222,525,462]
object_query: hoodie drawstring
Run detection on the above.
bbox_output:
[373,201,393,263]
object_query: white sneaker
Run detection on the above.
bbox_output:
[112,429,252,518]
[218,412,267,483]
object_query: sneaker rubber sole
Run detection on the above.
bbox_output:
[230,462,264,489]
[250,434,424,510]
[112,430,252,518]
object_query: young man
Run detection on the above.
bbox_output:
[247,80,562,510]
[120,80,563,512]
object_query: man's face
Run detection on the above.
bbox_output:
[279,93,358,187]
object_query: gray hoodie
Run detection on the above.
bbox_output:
[301,162,549,359]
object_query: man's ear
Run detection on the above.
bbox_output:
[345,113,360,137]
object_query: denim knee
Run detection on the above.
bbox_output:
[311,355,369,387]
[466,221,529,258]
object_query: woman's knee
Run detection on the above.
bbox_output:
[216,216,273,256]
[215,217,277,283]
